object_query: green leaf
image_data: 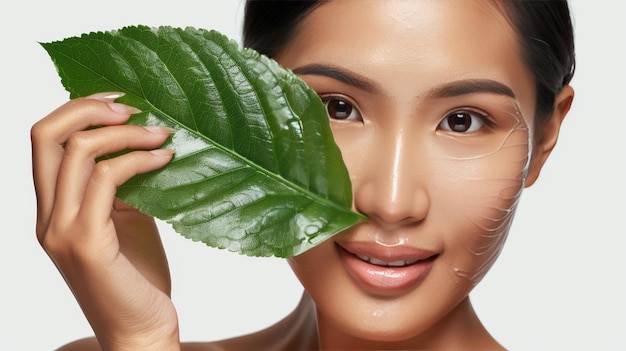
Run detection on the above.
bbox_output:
[41,25,365,258]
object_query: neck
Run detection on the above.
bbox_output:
[314,296,504,350]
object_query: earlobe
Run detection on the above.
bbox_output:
[525,85,575,187]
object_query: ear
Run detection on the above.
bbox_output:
[525,85,574,187]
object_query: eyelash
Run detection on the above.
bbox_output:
[320,95,363,121]
[437,108,494,134]
[320,94,494,133]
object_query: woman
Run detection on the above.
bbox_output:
[31,0,575,350]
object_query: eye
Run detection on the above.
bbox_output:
[438,110,488,133]
[321,96,362,121]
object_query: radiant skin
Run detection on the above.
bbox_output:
[274,1,571,350]
[35,1,573,350]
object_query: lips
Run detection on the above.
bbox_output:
[354,254,423,267]
[336,241,438,296]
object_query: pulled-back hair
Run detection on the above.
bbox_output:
[243,0,575,122]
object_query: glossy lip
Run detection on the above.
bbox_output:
[336,241,438,297]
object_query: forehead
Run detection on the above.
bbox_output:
[277,0,536,121]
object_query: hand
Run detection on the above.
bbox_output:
[31,92,180,350]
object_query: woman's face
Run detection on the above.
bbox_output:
[277,0,538,344]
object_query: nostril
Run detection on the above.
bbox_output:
[354,182,429,227]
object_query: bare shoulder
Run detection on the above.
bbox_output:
[54,294,317,351]
[55,337,100,351]
[52,329,309,351]
[53,337,224,351]
[185,294,318,351]
[53,337,227,351]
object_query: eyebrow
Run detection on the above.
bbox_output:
[292,63,380,93]
[292,63,516,99]
[428,79,516,99]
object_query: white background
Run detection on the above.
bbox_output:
[1,1,624,350]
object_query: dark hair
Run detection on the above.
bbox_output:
[497,1,575,123]
[243,0,575,123]
[243,1,323,59]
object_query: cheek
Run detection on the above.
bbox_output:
[288,240,342,295]
[433,130,530,286]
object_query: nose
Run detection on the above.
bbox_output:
[353,127,430,227]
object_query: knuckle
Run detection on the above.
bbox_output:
[68,96,98,111]
[40,225,67,257]
[42,233,86,266]
[30,119,52,144]
[92,161,115,181]
[64,131,92,152]
[40,219,75,257]
[41,220,107,264]
[41,235,60,256]
[35,221,49,247]
[72,97,114,117]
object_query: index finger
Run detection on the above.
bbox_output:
[31,92,139,240]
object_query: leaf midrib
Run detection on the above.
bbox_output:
[45,39,362,219]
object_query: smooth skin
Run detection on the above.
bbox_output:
[277,2,571,350]
[32,93,179,350]
[32,1,573,350]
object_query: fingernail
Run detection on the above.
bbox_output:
[86,92,125,101]
[107,102,142,115]
[149,148,175,156]
[143,126,176,134]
